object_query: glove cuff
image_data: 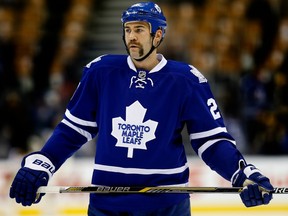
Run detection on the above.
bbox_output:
[22,152,56,179]
[243,165,260,178]
[231,164,260,187]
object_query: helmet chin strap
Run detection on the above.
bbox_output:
[123,33,162,62]
[133,41,156,62]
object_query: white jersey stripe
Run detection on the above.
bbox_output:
[65,109,97,127]
[198,138,236,160]
[94,163,189,175]
[62,119,92,141]
[189,127,227,140]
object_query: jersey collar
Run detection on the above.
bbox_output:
[127,54,167,73]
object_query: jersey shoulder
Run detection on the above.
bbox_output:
[166,60,208,84]
[85,54,128,70]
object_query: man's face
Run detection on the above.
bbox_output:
[124,21,153,60]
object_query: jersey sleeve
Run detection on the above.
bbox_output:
[183,72,245,181]
[41,64,99,170]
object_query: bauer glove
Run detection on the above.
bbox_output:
[231,161,274,207]
[9,152,55,206]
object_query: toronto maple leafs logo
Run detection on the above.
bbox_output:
[111,101,158,158]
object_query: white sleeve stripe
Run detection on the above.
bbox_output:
[189,127,227,140]
[62,119,92,141]
[198,138,236,160]
[94,163,189,175]
[65,109,97,127]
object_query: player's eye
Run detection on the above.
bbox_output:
[135,28,143,33]
[125,28,131,34]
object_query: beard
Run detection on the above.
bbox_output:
[138,47,144,57]
[127,42,144,59]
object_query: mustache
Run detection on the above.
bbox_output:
[127,42,141,48]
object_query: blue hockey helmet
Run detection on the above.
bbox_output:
[121,2,167,39]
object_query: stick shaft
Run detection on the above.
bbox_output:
[37,186,288,194]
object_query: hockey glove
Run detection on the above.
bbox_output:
[231,162,274,207]
[9,152,55,206]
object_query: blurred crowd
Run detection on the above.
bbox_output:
[0,0,288,158]
[0,0,92,157]
[159,0,288,155]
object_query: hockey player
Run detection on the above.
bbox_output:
[10,2,274,215]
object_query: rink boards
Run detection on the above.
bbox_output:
[0,156,287,216]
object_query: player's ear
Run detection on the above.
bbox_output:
[153,29,163,47]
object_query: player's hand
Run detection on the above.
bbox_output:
[232,163,274,207]
[9,152,55,206]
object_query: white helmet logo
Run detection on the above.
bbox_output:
[155,4,161,13]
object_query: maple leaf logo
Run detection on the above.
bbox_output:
[111,101,158,158]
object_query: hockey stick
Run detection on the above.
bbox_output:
[37,186,288,194]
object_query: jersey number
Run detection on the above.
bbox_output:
[207,98,221,120]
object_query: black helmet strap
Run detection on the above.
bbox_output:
[123,31,163,62]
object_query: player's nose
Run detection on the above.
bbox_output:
[128,31,137,40]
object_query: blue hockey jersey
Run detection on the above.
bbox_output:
[42,54,245,211]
